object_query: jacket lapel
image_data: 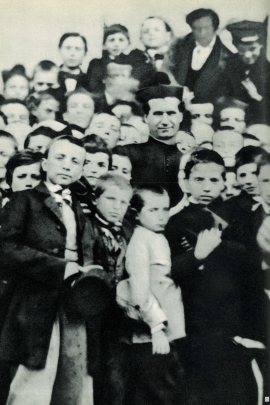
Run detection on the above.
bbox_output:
[35,182,65,225]
[174,34,195,85]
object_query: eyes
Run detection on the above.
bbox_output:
[221,117,244,122]
[194,177,220,183]
[149,207,169,212]
[111,166,129,175]
[16,174,41,180]
[153,111,176,116]
[62,46,84,52]
[55,155,79,164]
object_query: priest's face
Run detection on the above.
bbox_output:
[145,97,183,143]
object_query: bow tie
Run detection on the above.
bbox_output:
[95,214,123,241]
[154,53,164,61]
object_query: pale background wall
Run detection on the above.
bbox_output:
[0,0,269,90]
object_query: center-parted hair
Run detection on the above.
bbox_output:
[130,184,168,214]
[5,149,43,186]
[184,149,226,180]
[95,173,132,199]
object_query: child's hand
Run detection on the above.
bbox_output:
[241,78,262,101]
[181,236,192,251]
[64,261,79,279]
[233,336,266,349]
[152,330,170,355]
[194,227,222,261]
[80,202,91,215]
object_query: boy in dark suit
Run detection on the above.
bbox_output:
[165,149,262,405]
[0,135,95,404]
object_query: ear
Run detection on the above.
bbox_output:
[41,157,47,172]
[184,178,190,192]
[144,114,149,124]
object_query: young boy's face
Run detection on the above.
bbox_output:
[258,165,270,206]
[33,69,59,93]
[221,172,241,201]
[176,131,196,153]
[12,162,41,192]
[83,152,109,188]
[42,139,85,187]
[96,184,131,224]
[213,131,243,167]
[191,122,214,146]
[60,36,86,69]
[4,75,29,101]
[220,108,246,134]
[104,33,129,57]
[236,163,259,195]
[141,18,170,49]
[0,138,16,180]
[137,191,170,233]
[28,134,52,154]
[88,114,121,149]
[237,41,263,66]
[118,125,141,146]
[188,103,214,126]
[33,98,59,123]
[185,162,225,205]
[111,155,132,181]
[65,93,94,129]
[1,103,29,125]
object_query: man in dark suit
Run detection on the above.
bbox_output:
[171,8,232,100]
[121,78,184,207]
[0,135,95,404]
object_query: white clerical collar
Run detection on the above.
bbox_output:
[195,36,216,49]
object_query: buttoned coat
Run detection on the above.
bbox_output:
[171,33,233,100]
[0,182,92,369]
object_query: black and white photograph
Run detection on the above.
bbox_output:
[0,0,269,404]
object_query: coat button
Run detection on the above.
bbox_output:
[53,248,59,254]
[56,225,61,230]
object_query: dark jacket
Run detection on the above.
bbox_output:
[0,182,92,369]
[171,34,232,100]
[121,136,183,207]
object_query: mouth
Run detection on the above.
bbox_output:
[199,196,213,201]
[58,174,71,179]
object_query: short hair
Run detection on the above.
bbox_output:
[141,16,173,34]
[111,146,133,165]
[103,24,130,44]
[130,184,168,214]
[242,133,260,142]
[59,33,88,53]
[0,98,28,109]
[24,126,58,149]
[143,99,185,116]
[217,126,236,131]
[257,153,270,175]
[5,149,42,186]
[33,60,58,76]
[26,89,60,112]
[0,130,18,150]
[65,87,94,111]
[82,134,112,169]
[95,173,132,199]
[184,149,226,180]
[43,134,84,158]
[2,64,29,85]
[186,8,220,31]
[110,100,144,117]
[235,146,266,172]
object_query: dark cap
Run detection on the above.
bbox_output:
[227,20,266,44]
[136,72,183,104]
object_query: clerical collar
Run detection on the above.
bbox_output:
[195,36,216,49]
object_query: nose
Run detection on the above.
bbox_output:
[203,180,211,192]
[113,199,121,210]
[90,163,97,174]
[62,158,71,171]
[161,113,169,125]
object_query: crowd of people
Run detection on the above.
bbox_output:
[0,7,269,405]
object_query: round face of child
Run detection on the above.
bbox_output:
[41,139,85,187]
[33,69,59,93]
[83,152,109,188]
[146,97,183,143]
[88,114,121,149]
[190,122,214,146]
[28,135,52,154]
[141,18,170,49]
[0,137,17,180]
[220,108,246,134]
[137,190,170,232]
[65,93,94,129]
[236,41,263,66]
[187,103,214,126]
[185,162,225,205]
[33,98,59,123]
[118,125,141,146]
[1,103,29,125]
[176,131,196,153]
[236,163,259,195]
[221,171,241,201]
[4,75,29,101]
[258,164,270,206]
[191,16,216,47]
[213,131,243,167]
[104,33,129,57]
[59,36,86,69]
[111,155,132,181]
[111,104,132,122]
[96,184,131,224]
[12,162,41,192]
